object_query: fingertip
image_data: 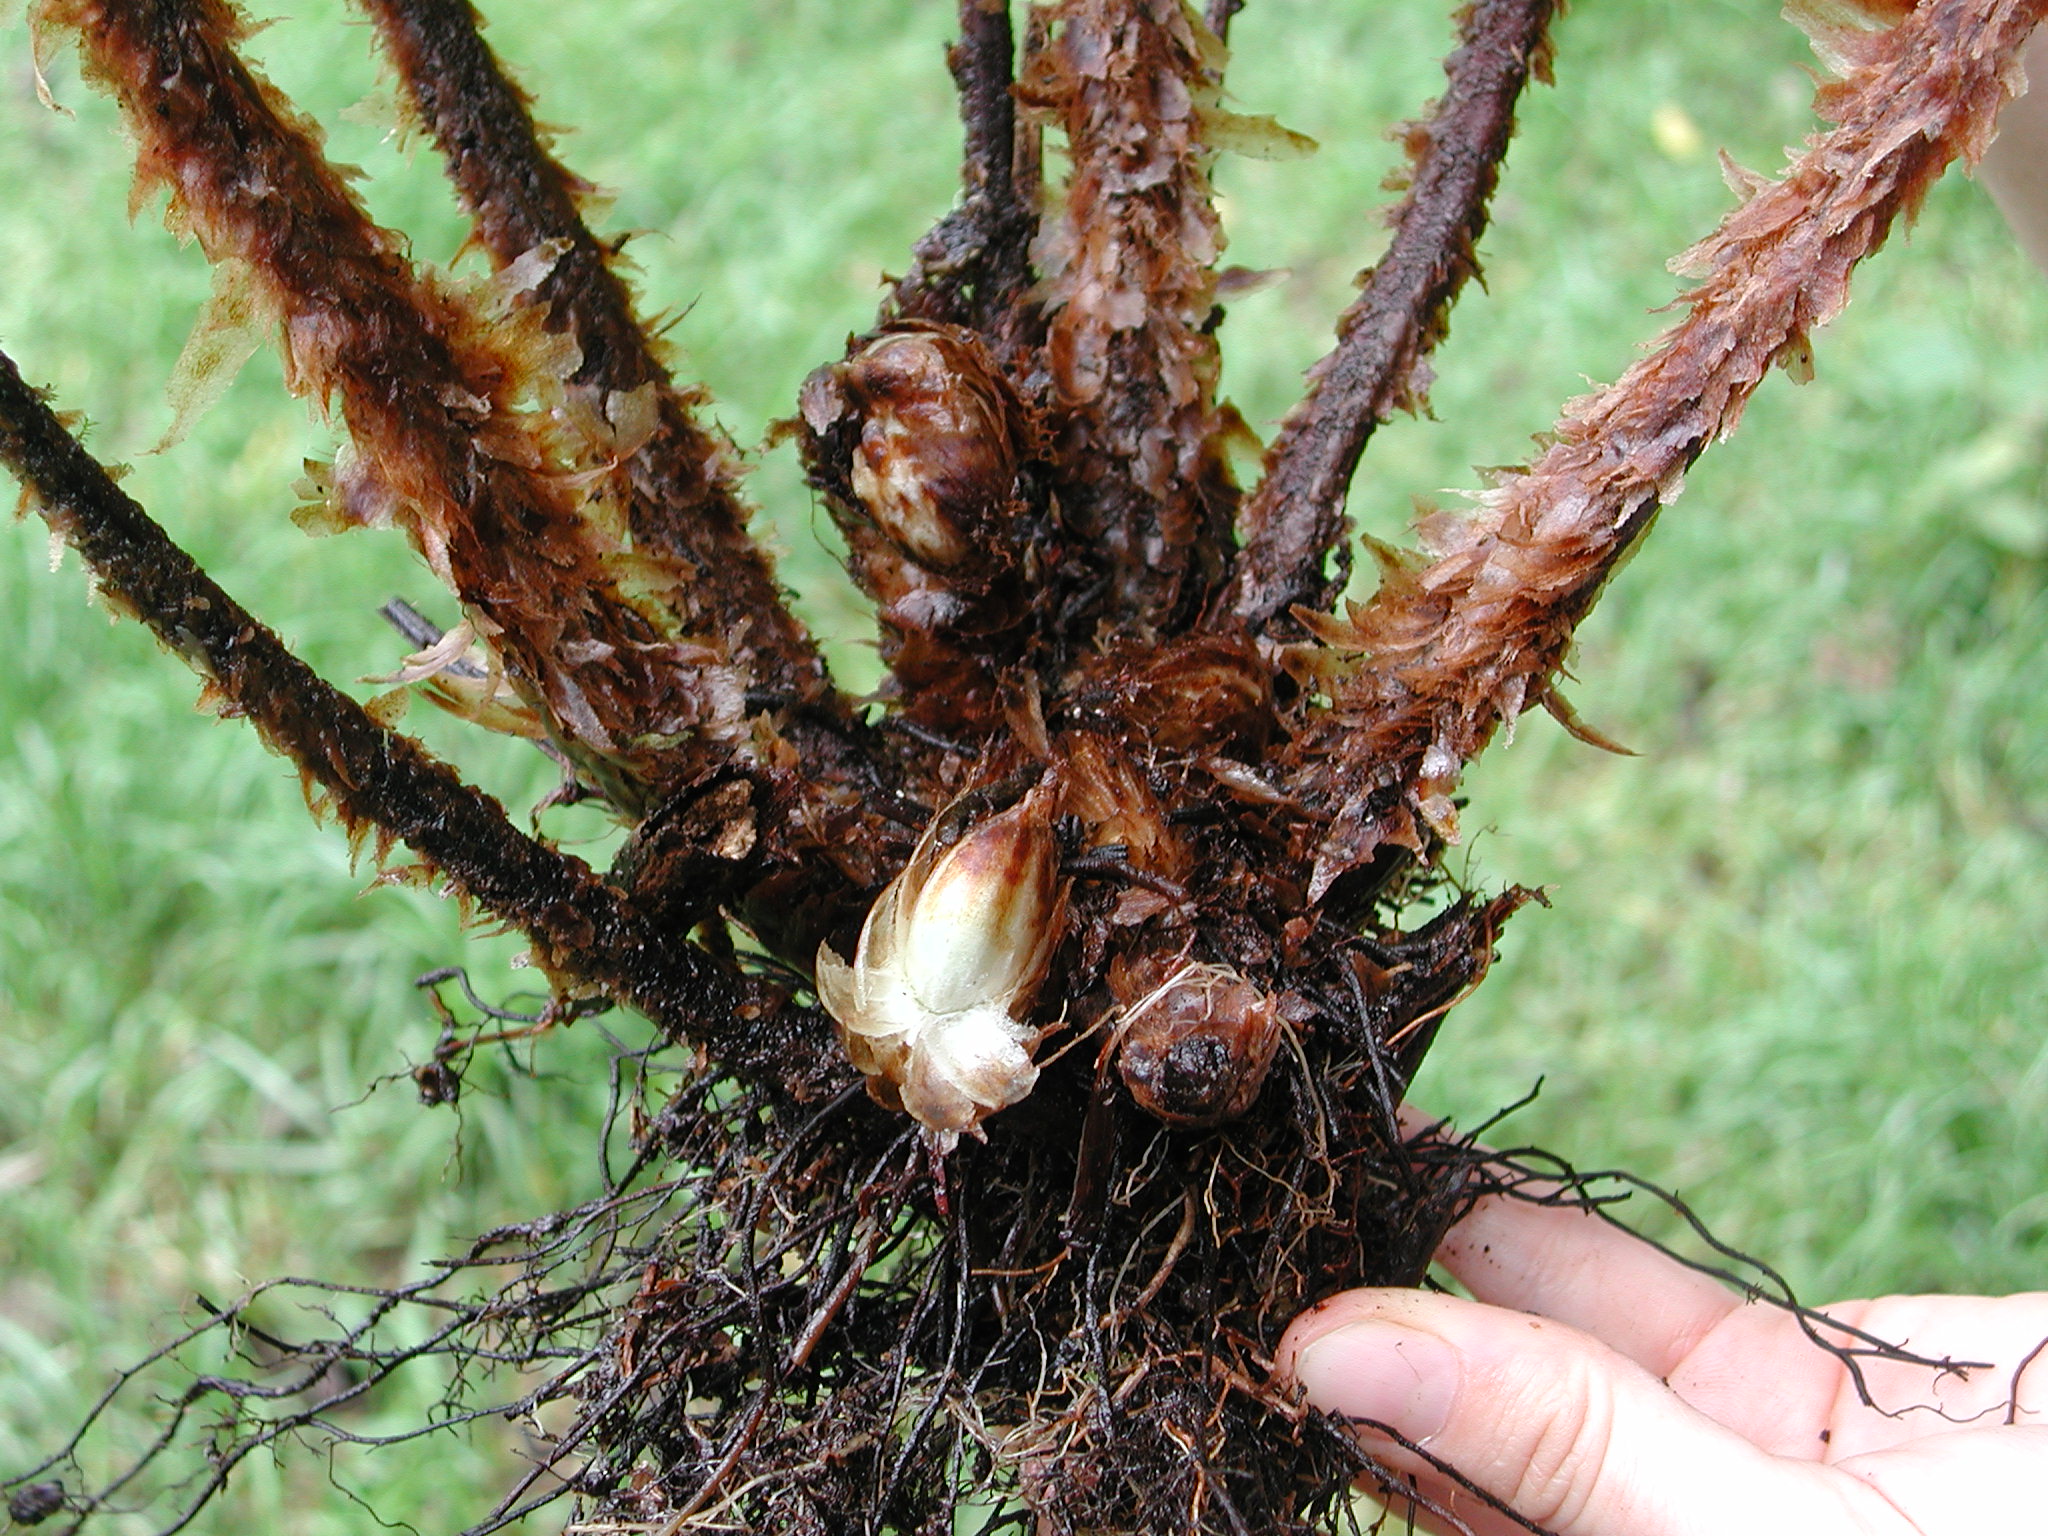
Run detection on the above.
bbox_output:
[1276,1286,1455,1386]
[1283,1303,1462,1446]
[1274,1287,1394,1381]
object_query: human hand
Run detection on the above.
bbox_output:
[1276,1151,2048,1535]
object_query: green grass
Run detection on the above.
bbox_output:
[2,0,2045,1528]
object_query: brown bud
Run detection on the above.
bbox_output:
[803,326,1023,575]
[1111,956,1282,1127]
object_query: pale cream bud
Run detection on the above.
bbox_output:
[816,784,1064,1146]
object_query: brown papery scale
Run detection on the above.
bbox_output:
[1111,952,1282,1127]
[1060,732,1191,882]
[1077,632,1277,753]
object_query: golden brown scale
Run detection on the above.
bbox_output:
[35,0,751,812]
[356,0,835,727]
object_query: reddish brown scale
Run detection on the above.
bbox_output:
[1067,632,1276,754]
[360,0,673,397]
[1281,0,2046,898]
[1051,644,1281,963]
[38,0,756,808]
[1020,0,1243,640]
[1110,952,1281,1127]
[361,0,902,925]
[356,0,853,735]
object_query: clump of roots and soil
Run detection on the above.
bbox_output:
[3,0,2042,1532]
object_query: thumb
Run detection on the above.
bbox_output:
[1278,1289,1872,1536]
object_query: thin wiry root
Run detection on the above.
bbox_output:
[7,1031,1988,1536]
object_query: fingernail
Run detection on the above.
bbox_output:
[1291,1319,1459,1444]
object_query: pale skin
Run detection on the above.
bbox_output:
[1277,1156,2048,1535]
[1981,25,2048,270]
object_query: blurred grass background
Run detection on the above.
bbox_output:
[1,0,2045,1528]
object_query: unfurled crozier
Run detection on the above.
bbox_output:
[815,784,1065,1144]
